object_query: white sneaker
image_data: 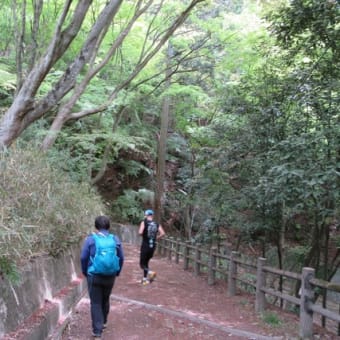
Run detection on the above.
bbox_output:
[141,278,150,285]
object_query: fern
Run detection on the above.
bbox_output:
[0,65,16,90]
[65,127,153,172]
[117,159,152,177]
[111,189,154,224]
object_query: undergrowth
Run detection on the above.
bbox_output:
[261,311,282,327]
[0,146,106,282]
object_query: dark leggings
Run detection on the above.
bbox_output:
[140,243,155,277]
[87,274,115,335]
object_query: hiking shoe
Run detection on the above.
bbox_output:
[103,322,107,329]
[148,271,157,282]
[141,278,150,285]
[92,332,101,339]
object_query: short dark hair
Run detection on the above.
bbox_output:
[95,215,110,230]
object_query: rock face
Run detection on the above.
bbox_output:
[0,224,138,339]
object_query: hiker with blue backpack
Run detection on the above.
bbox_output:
[81,215,124,339]
[139,209,165,285]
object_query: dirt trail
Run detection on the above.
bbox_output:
[61,244,334,340]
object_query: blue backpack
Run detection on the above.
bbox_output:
[88,233,120,276]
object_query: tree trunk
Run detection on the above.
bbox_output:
[40,113,68,151]
[0,0,93,149]
[278,201,286,308]
[183,150,196,239]
[29,0,44,72]
[321,223,330,327]
[13,0,26,93]
[154,43,173,223]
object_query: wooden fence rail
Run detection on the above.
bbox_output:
[157,237,340,339]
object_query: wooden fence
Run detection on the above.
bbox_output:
[157,237,340,339]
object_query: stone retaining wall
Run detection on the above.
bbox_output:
[0,244,84,338]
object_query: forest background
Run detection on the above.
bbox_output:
[0,0,339,295]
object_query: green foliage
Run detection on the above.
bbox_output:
[0,65,16,90]
[255,132,339,214]
[0,146,106,282]
[0,257,19,284]
[172,0,339,274]
[167,133,192,161]
[333,235,340,249]
[117,159,152,177]
[268,0,340,58]
[239,272,256,294]
[261,311,282,327]
[48,121,155,181]
[0,4,14,54]
[0,61,15,108]
[111,189,154,224]
[266,245,309,272]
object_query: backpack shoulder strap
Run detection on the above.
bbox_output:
[94,232,117,247]
[110,234,117,247]
[91,233,100,250]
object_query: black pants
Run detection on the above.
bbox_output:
[87,274,115,335]
[140,243,156,276]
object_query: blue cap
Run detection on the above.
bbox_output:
[145,209,154,216]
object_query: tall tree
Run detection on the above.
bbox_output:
[154,42,173,222]
[41,0,152,150]
[0,0,205,150]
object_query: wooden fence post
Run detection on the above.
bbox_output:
[168,237,173,261]
[255,257,267,313]
[159,238,165,256]
[194,244,201,276]
[183,241,190,270]
[175,238,180,264]
[163,238,168,257]
[157,238,163,256]
[299,267,315,339]
[208,246,217,285]
[228,251,239,296]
